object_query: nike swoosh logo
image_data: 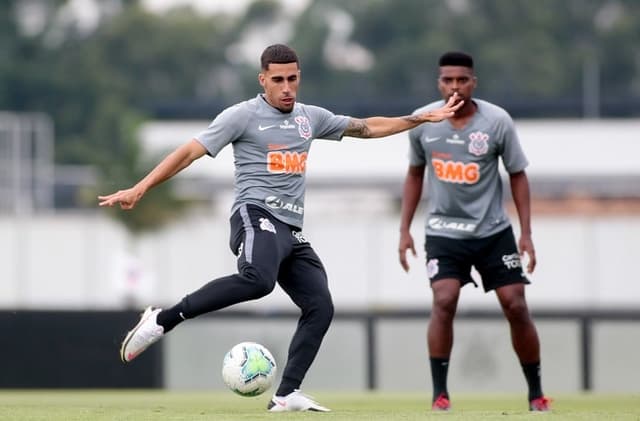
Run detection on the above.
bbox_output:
[425,136,440,143]
[258,124,277,131]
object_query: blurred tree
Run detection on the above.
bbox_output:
[295,0,640,116]
[1,0,639,230]
[0,1,232,231]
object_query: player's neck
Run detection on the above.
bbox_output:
[448,100,477,129]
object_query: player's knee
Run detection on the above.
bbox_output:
[432,292,458,317]
[306,294,334,327]
[321,297,335,324]
[502,298,529,322]
[316,304,333,332]
[238,266,276,298]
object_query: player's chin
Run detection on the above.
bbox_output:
[280,98,295,110]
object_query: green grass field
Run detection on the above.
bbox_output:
[0,391,639,421]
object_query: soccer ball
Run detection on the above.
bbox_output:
[222,342,277,397]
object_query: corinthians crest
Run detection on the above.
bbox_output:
[468,131,489,156]
[295,116,312,140]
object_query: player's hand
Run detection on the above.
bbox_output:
[398,230,417,272]
[418,92,464,122]
[518,233,536,274]
[98,187,143,210]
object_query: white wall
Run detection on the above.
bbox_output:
[3,118,639,310]
[163,317,640,393]
[139,119,640,181]
[1,203,639,310]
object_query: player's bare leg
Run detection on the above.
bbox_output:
[427,278,461,411]
[496,283,551,411]
[496,284,539,361]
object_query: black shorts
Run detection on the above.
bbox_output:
[229,204,330,295]
[425,227,529,292]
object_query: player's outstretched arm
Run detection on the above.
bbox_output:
[344,92,463,139]
[98,139,207,210]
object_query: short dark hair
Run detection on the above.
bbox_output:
[439,51,473,69]
[260,44,299,70]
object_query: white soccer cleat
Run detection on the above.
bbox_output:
[267,389,331,412]
[120,306,164,363]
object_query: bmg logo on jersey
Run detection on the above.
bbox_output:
[267,151,307,174]
[432,158,479,184]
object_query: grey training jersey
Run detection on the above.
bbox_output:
[408,98,528,239]
[196,94,350,228]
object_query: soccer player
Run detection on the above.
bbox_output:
[397,51,551,412]
[99,44,462,412]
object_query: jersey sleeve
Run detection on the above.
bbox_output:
[195,103,248,157]
[499,113,529,173]
[408,125,426,166]
[306,105,350,141]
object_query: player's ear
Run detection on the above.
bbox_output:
[258,72,266,88]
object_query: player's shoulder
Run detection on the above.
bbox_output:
[218,97,256,118]
[207,97,259,136]
[295,101,332,115]
[475,98,513,122]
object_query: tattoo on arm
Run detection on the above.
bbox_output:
[403,115,422,124]
[344,115,425,138]
[344,118,373,138]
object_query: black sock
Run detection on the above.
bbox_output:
[275,376,299,397]
[430,357,450,401]
[521,361,543,401]
[156,303,187,333]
